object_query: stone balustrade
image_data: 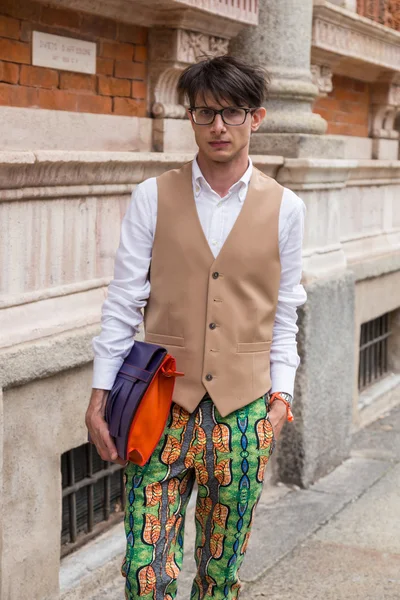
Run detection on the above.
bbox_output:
[168,0,258,24]
[357,0,400,31]
[48,0,257,34]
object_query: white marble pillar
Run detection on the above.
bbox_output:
[230,0,343,157]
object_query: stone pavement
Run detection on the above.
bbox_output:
[243,405,400,600]
[66,404,400,600]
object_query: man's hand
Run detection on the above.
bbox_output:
[267,400,287,441]
[85,389,126,466]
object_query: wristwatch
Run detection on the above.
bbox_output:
[268,392,294,422]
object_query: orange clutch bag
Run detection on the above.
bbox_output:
[105,341,184,466]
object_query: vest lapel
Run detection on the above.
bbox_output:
[179,162,216,264]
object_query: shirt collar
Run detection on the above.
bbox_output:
[192,156,253,203]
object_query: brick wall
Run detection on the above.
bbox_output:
[0,0,148,116]
[313,75,370,137]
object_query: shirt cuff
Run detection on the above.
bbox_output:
[270,362,297,398]
[92,357,124,390]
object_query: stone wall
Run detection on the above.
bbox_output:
[1,150,400,597]
[0,0,148,117]
[2,365,93,600]
[276,156,400,485]
[0,152,192,356]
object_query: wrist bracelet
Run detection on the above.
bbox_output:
[269,392,294,422]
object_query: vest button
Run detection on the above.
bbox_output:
[205,373,213,382]
[212,272,219,279]
[209,322,217,330]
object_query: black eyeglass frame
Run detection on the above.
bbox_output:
[188,106,258,126]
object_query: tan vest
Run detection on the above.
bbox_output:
[144,162,283,417]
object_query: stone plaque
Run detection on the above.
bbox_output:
[32,31,96,74]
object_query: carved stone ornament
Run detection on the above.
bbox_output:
[209,36,230,56]
[311,64,333,96]
[313,17,400,71]
[149,28,229,119]
[312,3,400,79]
[371,83,400,139]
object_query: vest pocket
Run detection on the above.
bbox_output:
[145,332,185,347]
[237,341,272,353]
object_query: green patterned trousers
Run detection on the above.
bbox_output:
[122,394,275,600]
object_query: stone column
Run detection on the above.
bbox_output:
[230,0,343,158]
[266,162,356,488]
[370,82,400,160]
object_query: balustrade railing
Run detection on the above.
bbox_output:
[173,0,258,24]
[357,0,400,31]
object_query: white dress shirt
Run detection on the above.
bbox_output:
[92,158,307,398]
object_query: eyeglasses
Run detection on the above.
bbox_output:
[188,106,257,126]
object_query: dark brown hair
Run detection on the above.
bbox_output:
[177,55,269,109]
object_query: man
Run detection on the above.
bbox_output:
[86,55,306,599]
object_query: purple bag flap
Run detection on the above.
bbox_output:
[105,340,167,460]
[107,377,134,438]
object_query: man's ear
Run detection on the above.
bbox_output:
[251,107,266,132]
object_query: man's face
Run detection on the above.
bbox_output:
[188,92,266,164]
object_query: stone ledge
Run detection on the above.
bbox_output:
[346,160,400,184]
[0,107,153,154]
[0,320,147,390]
[1,183,134,202]
[0,286,106,349]
[60,522,125,599]
[359,373,400,411]
[0,152,284,192]
[0,324,99,390]
[357,374,400,430]
[0,278,111,310]
[0,151,194,191]
[251,132,336,159]
[338,135,373,160]
[2,151,400,193]
[278,157,400,189]
[38,0,257,38]
[278,157,355,188]
[350,251,400,282]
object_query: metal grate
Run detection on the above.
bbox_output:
[61,443,125,557]
[358,313,391,391]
